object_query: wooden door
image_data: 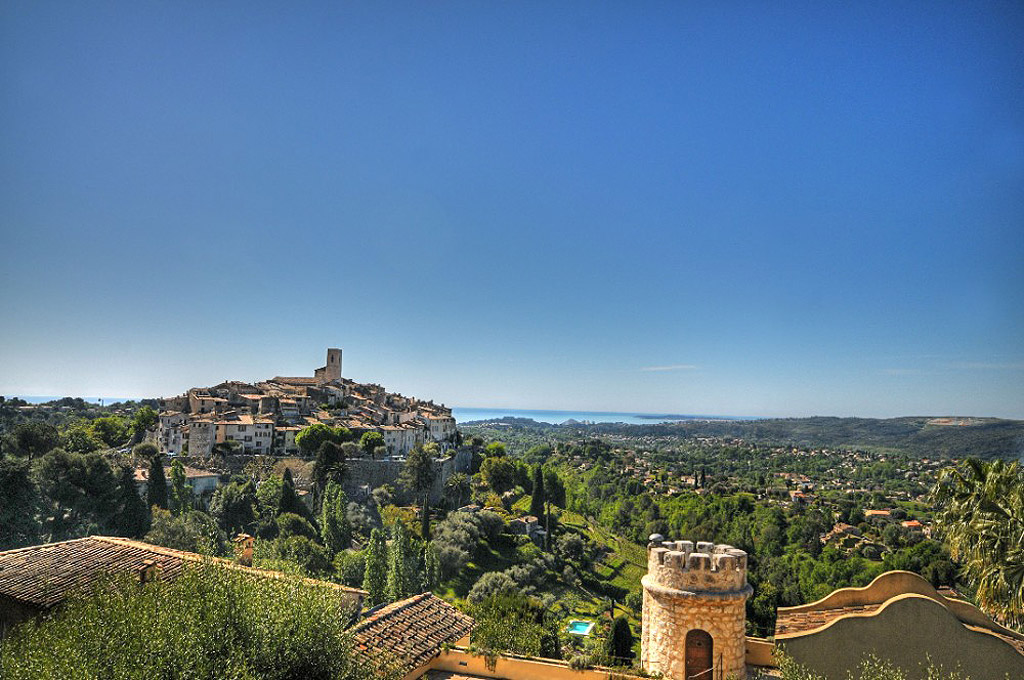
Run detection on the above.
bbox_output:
[685,629,713,680]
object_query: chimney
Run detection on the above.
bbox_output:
[138,559,163,584]
[234,533,255,567]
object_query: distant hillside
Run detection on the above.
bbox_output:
[462,416,1024,460]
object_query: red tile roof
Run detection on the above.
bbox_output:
[352,593,475,676]
[0,536,364,611]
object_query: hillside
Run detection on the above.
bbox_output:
[463,416,1024,460]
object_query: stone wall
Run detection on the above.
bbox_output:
[641,537,752,680]
[342,456,455,506]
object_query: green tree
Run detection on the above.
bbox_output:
[359,431,385,458]
[279,467,314,522]
[146,453,168,511]
[312,440,348,505]
[321,481,352,554]
[362,527,388,606]
[144,507,224,554]
[605,616,635,666]
[296,423,350,457]
[544,469,566,508]
[114,466,150,538]
[481,456,516,495]
[422,543,441,592]
[444,472,470,510]
[276,513,318,540]
[255,475,284,534]
[0,562,385,680]
[485,441,507,457]
[129,406,158,444]
[209,478,258,537]
[469,593,561,660]
[932,458,1024,627]
[168,459,193,516]
[12,422,59,459]
[385,521,419,602]
[35,449,119,539]
[90,416,129,448]
[61,425,101,454]
[399,444,437,539]
[529,465,545,518]
[0,457,37,548]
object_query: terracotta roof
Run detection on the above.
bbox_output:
[272,377,322,386]
[0,536,365,611]
[775,603,882,636]
[353,593,474,675]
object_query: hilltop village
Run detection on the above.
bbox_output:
[154,348,457,458]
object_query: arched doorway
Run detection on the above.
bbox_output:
[685,629,713,680]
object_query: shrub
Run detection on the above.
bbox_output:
[0,563,389,679]
[468,571,520,603]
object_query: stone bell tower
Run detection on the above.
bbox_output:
[641,535,751,680]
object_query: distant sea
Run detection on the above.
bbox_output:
[9,396,745,425]
[8,395,134,405]
[452,407,746,426]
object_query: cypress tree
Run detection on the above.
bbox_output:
[605,616,635,666]
[279,467,313,522]
[529,465,545,518]
[362,527,387,606]
[116,466,150,538]
[146,454,168,510]
[320,481,351,554]
[385,522,418,602]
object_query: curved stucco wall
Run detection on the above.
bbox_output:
[778,594,1024,680]
[777,570,1024,643]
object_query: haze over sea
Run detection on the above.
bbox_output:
[451,407,747,426]
[12,397,741,426]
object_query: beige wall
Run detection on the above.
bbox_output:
[422,648,640,680]
[778,570,1022,641]
[778,594,1024,680]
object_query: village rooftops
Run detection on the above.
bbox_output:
[353,592,474,677]
[270,376,323,386]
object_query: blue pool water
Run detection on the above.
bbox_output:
[567,620,595,636]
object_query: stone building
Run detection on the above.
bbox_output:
[641,535,751,680]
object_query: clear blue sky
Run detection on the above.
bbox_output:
[1,2,1022,418]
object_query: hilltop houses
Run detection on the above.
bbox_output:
[155,348,457,459]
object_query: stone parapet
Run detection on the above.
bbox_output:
[646,536,748,593]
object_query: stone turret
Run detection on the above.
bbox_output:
[641,535,751,680]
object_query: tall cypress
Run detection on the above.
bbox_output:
[116,466,150,538]
[146,455,168,510]
[529,465,545,518]
[362,527,387,606]
[385,522,418,602]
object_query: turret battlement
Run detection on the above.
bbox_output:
[645,534,748,593]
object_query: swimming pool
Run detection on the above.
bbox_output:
[566,619,595,636]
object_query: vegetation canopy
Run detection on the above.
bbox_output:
[0,563,386,680]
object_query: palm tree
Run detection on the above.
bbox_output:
[444,472,470,510]
[931,458,1024,628]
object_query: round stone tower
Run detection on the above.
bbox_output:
[641,535,751,680]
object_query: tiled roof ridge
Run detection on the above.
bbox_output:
[0,535,96,557]
[358,591,432,626]
[1,536,367,598]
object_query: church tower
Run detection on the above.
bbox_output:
[641,535,751,680]
[324,347,342,381]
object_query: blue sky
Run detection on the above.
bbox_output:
[1,2,1022,418]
